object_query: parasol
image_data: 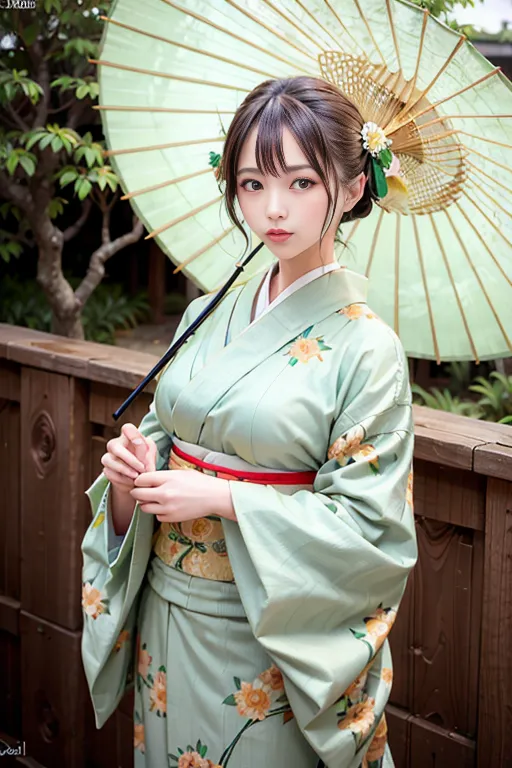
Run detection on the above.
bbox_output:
[93,0,512,362]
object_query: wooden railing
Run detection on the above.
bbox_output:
[0,323,511,768]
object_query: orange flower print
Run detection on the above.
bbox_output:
[364,606,397,652]
[181,517,216,543]
[338,303,379,321]
[115,629,130,653]
[286,326,332,366]
[134,722,145,753]
[343,660,372,702]
[328,425,380,474]
[363,713,388,765]
[138,644,152,679]
[259,664,284,692]
[234,680,272,721]
[406,469,414,508]
[337,696,376,740]
[381,667,393,686]
[81,582,109,619]
[169,741,220,768]
[149,669,167,717]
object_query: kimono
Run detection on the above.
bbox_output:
[80,261,417,768]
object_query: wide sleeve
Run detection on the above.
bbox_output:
[81,295,208,728]
[222,330,417,768]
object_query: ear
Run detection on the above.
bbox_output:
[343,172,366,213]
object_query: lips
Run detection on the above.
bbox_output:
[266,229,291,235]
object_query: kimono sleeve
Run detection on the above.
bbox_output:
[222,328,417,768]
[80,295,208,728]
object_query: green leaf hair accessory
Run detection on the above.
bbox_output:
[361,121,394,199]
[208,150,222,180]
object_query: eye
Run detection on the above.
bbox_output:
[240,179,262,192]
[291,177,316,190]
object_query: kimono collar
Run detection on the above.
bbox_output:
[253,260,343,323]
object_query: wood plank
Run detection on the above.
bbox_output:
[0,632,21,739]
[413,425,480,470]
[473,443,512,482]
[413,519,481,736]
[89,382,152,430]
[0,400,21,600]
[389,566,415,711]
[20,370,90,630]
[0,595,20,637]
[84,700,119,768]
[477,478,512,766]
[414,459,485,530]
[0,359,20,401]
[20,612,86,768]
[410,717,475,767]
[413,404,512,447]
[386,705,411,768]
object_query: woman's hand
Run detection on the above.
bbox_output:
[101,423,157,493]
[129,469,237,522]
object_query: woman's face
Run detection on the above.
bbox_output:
[236,125,364,263]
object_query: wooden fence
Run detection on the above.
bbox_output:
[0,323,511,768]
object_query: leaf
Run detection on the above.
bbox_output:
[77,179,92,200]
[21,24,38,47]
[76,83,89,100]
[379,148,393,169]
[222,694,237,706]
[234,676,241,690]
[51,135,63,153]
[6,153,19,175]
[25,132,47,151]
[39,133,54,151]
[19,155,36,176]
[59,170,77,187]
[371,157,388,198]
[85,147,96,168]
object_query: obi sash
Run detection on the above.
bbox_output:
[151,436,317,583]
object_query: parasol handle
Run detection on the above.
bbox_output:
[112,241,265,421]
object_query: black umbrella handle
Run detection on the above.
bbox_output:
[112,241,265,421]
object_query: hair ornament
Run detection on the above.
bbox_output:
[361,121,396,200]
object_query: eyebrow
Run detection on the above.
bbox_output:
[236,164,313,176]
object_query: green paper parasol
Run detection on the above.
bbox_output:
[94,0,512,362]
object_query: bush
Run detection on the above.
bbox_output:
[0,274,152,345]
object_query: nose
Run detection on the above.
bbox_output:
[265,189,287,222]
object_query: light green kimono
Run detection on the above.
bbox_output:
[81,266,416,768]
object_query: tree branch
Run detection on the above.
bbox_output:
[74,214,144,306]
[0,170,33,214]
[30,40,51,128]
[62,198,92,242]
[4,101,29,132]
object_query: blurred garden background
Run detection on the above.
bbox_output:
[0,0,511,424]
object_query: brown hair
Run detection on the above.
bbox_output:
[218,76,375,250]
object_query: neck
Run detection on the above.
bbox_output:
[270,236,337,300]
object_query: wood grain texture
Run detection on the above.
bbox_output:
[410,717,475,767]
[386,704,411,768]
[412,518,483,737]
[20,369,90,630]
[0,399,21,600]
[477,478,512,765]
[414,459,485,530]
[20,611,86,768]
[0,631,21,739]
[0,359,20,401]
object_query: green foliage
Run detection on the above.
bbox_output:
[411,383,483,418]
[412,367,512,425]
[0,67,44,105]
[469,372,512,424]
[76,282,152,344]
[0,275,152,345]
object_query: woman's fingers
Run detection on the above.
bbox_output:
[121,423,150,468]
[107,439,145,474]
[102,466,135,488]
[101,452,139,480]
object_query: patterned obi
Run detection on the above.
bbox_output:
[152,436,317,583]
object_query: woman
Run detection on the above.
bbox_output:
[81,76,417,768]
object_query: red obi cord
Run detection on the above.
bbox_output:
[172,443,317,485]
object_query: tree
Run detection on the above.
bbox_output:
[0,0,143,339]
[409,0,483,27]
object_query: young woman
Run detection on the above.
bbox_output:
[81,76,417,768]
